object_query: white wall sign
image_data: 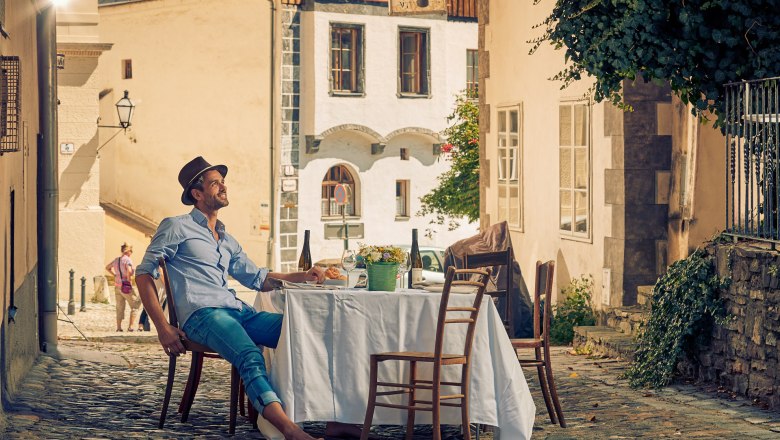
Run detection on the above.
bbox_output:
[60,143,75,154]
[281,179,297,192]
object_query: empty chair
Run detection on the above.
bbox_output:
[464,248,513,334]
[361,267,491,440]
[511,260,565,427]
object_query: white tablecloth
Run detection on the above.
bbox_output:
[254,288,535,439]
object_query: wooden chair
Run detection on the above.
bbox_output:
[464,248,514,335]
[511,260,566,427]
[360,267,492,440]
[157,257,241,433]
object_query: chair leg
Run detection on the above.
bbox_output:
[178,353,196,414]
[405,361,417,440]
[239,379,246,417]
[159,354,177,429]
[360,356,379,440]
[432,363,441,440]
[229,366,239,434]
[181,352,204,423]
[460,364,471,440]
[534,347,557,425]
[249,399,259,429]
[543,345,566,428]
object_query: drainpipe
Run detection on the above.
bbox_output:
[267,0,277,270]
[36,3,59,352]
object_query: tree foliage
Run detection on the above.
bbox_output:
[532,0,780,126]
[418,93,480,229]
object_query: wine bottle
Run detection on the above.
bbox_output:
[298,230,312,271]
[409,229,423,287]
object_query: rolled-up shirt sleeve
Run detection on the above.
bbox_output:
[228,240,269,291]
[136,218,183,279]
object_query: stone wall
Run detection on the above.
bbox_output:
[688,242,780,411]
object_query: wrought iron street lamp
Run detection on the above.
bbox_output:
[99,90,135,130]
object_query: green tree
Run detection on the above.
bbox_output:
[532,0,780,126]
[418,93,480,230]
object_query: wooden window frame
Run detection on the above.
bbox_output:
[329,23,364,96]
[558,100,591,241]
[496,104,523,230]
[396,180,409,218]
[398,27,430,97]
[466,49,478,96]
[122,59,132,80]
[321,164,357,218]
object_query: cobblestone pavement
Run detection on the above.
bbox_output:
[6,304,777,439]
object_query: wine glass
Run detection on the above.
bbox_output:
[341,249,358,287]
[397,252,411,289]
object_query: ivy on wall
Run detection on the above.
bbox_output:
[625,249,730,388]
[531,0,780,126]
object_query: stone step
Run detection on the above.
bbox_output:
[637,285,654,308]
[573,325,637,361]
[600,305,648,337]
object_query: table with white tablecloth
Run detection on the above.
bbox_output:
[254,288,535,439]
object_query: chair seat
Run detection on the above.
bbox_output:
[183,339,218,354]
[510,338,543,349]
[373,352,467,365]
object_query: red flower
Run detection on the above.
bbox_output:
[441,143,454,153]
[468,138,478,145]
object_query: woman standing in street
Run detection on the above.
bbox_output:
[106,243,143,332]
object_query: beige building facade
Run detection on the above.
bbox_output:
[1,0,49,422]
[478,0,725,307]
[57,0,112,300]
[97,0,276,270]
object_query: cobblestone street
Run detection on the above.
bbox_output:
[6,317,780,440]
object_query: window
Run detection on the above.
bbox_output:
[497,105,522,229]
[330,24,363,94]
[122,59,132,79]
[399,29,429,96]
[400,148,409,160]
[0,56,20,154]
[559,101,590,237]
[420,250,442,272]
[396,180,409,217]
[321,165,356,217]
[466,49,478,96]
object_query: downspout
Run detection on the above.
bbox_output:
[266,0,277,270]
[36,3,58,351]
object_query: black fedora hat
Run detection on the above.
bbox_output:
[178,156,228,205]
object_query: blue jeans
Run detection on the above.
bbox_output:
[182,306,283,413]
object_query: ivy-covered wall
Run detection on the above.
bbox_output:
[689,242,780,411]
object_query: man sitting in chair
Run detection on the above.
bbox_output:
[135,156,325,440]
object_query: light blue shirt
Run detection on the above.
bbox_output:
[136,208,269,328]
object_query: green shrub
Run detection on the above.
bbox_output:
[625,249,730,389]
[550,275,596,345]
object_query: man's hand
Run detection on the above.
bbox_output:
[158,323,187,356]
[305,266,326,284]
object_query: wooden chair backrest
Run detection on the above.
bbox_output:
[533,260,555,340]
[464,248,513,331]
[158,257,179,329]
[433,267,491,363]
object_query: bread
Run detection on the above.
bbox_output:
[325,266,346,280]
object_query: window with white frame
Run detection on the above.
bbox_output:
[322,165,356,217]
[396,180,409,217]
[497,105,522,228]
[559,101,590,237]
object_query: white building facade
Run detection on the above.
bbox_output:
[278,1,479,269]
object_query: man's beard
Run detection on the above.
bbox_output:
[205,193,229,210]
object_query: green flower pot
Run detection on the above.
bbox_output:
[366,262,399,292]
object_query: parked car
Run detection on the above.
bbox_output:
[397,245,447,284]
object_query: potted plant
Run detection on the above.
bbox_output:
[358,245,406,292]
